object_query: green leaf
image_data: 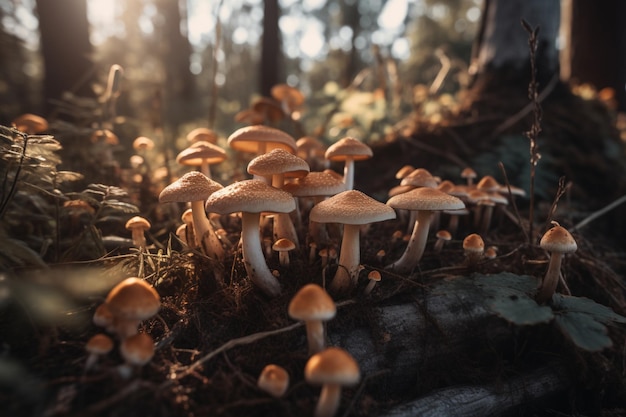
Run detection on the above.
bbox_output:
[101,200,139,213]
[555,312,613,352]
[473,272,540,295]
[552,294,626,324]
[490,294,554,325]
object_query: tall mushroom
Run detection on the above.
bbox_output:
[386,187,465,274]
[324,137,372,191]
[537,222,577,304]
[205,180,296,297]
[176,141,227,179]
[305,347,361,417]
[309,190,396,295]
[159,171,224,260]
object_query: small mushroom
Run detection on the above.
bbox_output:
[324,137,372,191]
[85,333,114,371]
[463,233,485,267]
[176,141,227,179]
[288,284,336,355]
[433,230,452,253]
[273,238,295,267]
[363,270,381,296]
[257,364,290,398]
[125,216,151,249]
[186,127,219,144]
[309,190,396,295]
[105,277,161,339]
[305,347,361,417]
[118,332,155,379]
[227,125,296,156]
[536,222,577,304]
[12,113,48,134]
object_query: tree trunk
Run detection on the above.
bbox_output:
[35,0,94,116]
[260,0,282,96]
[561,0,626,111]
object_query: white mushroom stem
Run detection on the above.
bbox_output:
[273,212,299,246]
[315,383,342,417]
[363,279,378,296]
[190,200,225,260]
[536,252,564,304]
[278,251,290,267]
[342,157,355,191]
[387,210,433,274]
[330,224,361,294]
[241,211,282,297]
[199,161,211,179]
[305,319,325,355]
[130,229,146,248]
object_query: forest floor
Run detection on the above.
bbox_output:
[2,80,626,417]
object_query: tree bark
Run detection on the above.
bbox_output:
[35,0,94,115]
[260,0,282,96]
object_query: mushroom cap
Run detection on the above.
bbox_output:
[400,168,438,188]
[119,333,155,366]
[463,233,485,253]
[288,284,336,321]
[125,216,151,231]
[540,224,577,253]
[296,136,325,153]
[228,125,296,154]
[159,171,224,203]
[387,187,465,212]
[271,84,305,107]
[325,137,372,162]
[436,230,452,241]
[86,333,114,355]
[90,129,119,145]
[186,127,219,144]
[252,97,285,122]
[176,141,227,166]
[460,167,477,180]
[273,238,296,252]
[105,277,161,321]
[476,175,501,192]
[305,347,360,386]
[310,190,396,225]
[258,364,290,398]
[234,108,265,125]
[247,148,310,179]
[387,184,416,197]
[368,270,382,282]
[93,303,114,328]
[132,136,154,151]
[283,171,346,197]
[205,179,296,215]
[12,113,49,133]
[395,165,415,180]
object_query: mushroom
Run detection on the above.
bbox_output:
[85,333,114,371]
[125,216,151,249]
[271,83,305,117]
[288,284,336,355]
[105,277,161,339]
[304,347,361,417]
[227,125,296,156]
[93,303,115,333]
[205,180,296,297]
[536,222,577,304]
[186,127,219,144]
[324,137,372,191]
[176,141,227,179]
[132,136,155,153]
[309,190,396,294]
[433,229,452,253]
[386,187,464,274]
[460,167,477,186]
[273,238,295,267]
[12,113,48,134]
[257,364,290,398]
[247,148,309,245]
[363,270,381,296]
[463,233,485,267]
[159,171,225,260]
[118,332,155,379]
[180,208,196,247]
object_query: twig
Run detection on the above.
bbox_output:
[570,194,626,232]
[429,48,451,95]
[543,177,572,231]
[498,162,528,242]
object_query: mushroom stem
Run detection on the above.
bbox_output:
[241,211,282,297]
[131,229,146,248]
[278,250,290,267]
[199,161,211,179]
[342,157,355,191]
[315,383,342,417]
[536,252,564,304]
[273,212,299,246]
[330,224,361,294]
[191,200,225,260]
[387,210,433,274]
[363,279,377,296]
[305,319,325,355]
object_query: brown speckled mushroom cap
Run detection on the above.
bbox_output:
[283,171,345,197]
[310,190,396,225]
[305,347,360,386]
[400,168,438,188]
[387,187,465,212]
[247,148,310,179]
[205,179,296,215]
[540,224,577,253]
[105,277,161,321]
[176,141,227,166]
[325,137,372,162]
[159,171,224,203]
[227,125,296,154]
